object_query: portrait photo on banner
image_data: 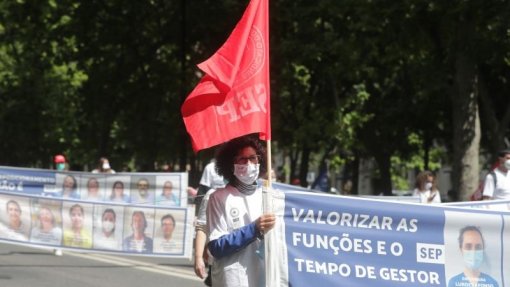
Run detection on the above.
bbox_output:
[155,175,182,207]
[122,206,155,254]
[443,210,503,287]
[80,175,107,202]
[153,208,185,254]
[62,201,94,249]
[93,204,124,251]
[0,194,31,241]
[130,175,156,205]
[29,198,63,246]
[105,175,131,203]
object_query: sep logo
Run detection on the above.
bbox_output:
[230,208,240,218]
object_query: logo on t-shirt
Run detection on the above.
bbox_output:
[230,208,239,218]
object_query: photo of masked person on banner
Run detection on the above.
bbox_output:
[30,200,63,245]
[93,206,123,250]
[62,203,93,248]
[445,211,502,287]
[0,195,30,241]
[207,135,275,287]
[122,208,154,253]
[153,210,185,254]
[447,226,500,287]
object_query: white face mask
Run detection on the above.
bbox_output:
[102,221,115,232]
[234,163,260,185]
[504,159,510,170]
[425,182,433,190]
[102,162,111,170]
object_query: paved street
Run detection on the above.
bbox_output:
[0,242,204,287]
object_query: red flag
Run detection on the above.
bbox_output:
[181,0,270,152]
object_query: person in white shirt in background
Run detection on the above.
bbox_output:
[194,159,225,286]
[92,157,116,174]
[53,154,66,256]
[483,149,510,200]
[413,170,441,204]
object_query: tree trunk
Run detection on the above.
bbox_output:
[299,146,311,188]
[451,51,480,201]
[374,153,393,196]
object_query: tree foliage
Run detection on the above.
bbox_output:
[0,0,508,199]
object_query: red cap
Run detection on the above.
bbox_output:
[54,154,66,163]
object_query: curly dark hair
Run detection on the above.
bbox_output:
[215,134,267,183]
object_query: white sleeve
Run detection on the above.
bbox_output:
[207,190,229,241]
[483,173,495,197]
[199,163,214,187]
[432,190,441,203]
[196,189,215,227]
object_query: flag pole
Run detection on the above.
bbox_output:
[264,139,276,286]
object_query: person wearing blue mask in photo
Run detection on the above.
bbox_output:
[448,226,499,287]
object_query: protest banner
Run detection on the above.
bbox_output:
[446,199,510,212]
[0,166,193,259]
[269,190,508,287]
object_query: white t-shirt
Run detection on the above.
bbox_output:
[412,188,441,204]
[483,168,510,199]
[200,162,225,189]
[207,185,263,287]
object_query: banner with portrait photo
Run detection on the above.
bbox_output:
[269,190,509,287]
[0,166,193,259]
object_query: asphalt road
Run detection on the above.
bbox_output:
[0,242,205,287]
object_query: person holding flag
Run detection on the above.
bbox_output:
[181,0,275,285]
[207,135,275,287]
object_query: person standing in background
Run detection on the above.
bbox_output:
[413,170,441,204]
[92,157,116,174]
[194,159,225,286]
[195,160,225,211]
[52,154,66,256]
[54,155,66,171]
[482,149,510,200]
